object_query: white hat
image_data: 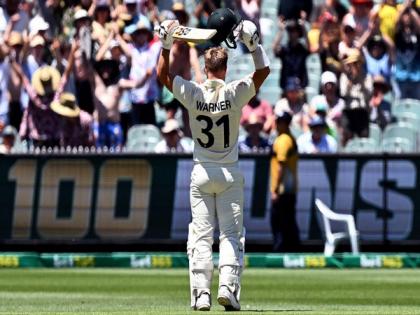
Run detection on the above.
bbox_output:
[124,0,138,3]
[161,119,181,134]
[321,71,337,85]
[29,16,49,35]
[74,9,90,22]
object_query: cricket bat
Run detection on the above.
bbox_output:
[172,26,217,44]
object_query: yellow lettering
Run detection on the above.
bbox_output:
[0,256,19,267]
[382,256,403,268]
[73,256,95,267]
[305,256,326,268]
[151,256,172,268]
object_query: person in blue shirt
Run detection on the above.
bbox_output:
[238,113,270,152]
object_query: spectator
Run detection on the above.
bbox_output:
[0,50,9,127]
[375,0,399,40]
[38,0,64,37]
[363,35,393,82]
[369,75,393,130]
[240,93,274,135]
[15,41,77,148]
[270,108,300,252]
[277,0,313,21]
[50,92,94,147]
[0,125,17,153]
[273,19,309,90]
[239,113,270,152]
[274,77,310,133]
[343,0,374,38]
[297,115,338,153]
[338,18,358,59]
[154,118,193,153]
[90,57,143,149]
[318,24,343,75]
[394,2,420,100]
[28,15,50,39]
[0,0,30,35]
[6,32,26,131]
[194,0,221,29]
[127,18,160,126]
[311,0,348,23]
[91,1,112,45]
[340,48,373,142]
[310,71,345,131]
[24,35,48,80]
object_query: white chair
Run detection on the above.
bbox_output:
[315,199,360,256]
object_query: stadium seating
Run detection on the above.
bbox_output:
[343,137,379,153]
[394,112,420,131]
[369,123,382,145]
[315,198,360,256]
[382,123,417,151]
[381,138,414,153]
[126,125,162,152]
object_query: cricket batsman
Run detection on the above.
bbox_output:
[156,8,270,311]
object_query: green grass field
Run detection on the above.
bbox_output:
[0,269,419,315]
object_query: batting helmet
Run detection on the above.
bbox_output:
[207,8,242,49]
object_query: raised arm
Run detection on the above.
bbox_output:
[157,47,175,92]
[239,20,270,91]
[156,20,179,92]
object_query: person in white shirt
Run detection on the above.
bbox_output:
[156,11,270,312]
[154,118,193,153]
[297,115,338,153]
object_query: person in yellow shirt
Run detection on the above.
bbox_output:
[270,109,300,252]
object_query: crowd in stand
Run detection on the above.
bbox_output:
[0,0,418,154]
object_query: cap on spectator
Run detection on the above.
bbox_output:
[29,16,49,36]
[244,113,264,131]
[109,39,120,49]
[343,48,362,64]
[124,0,138,4]
[74,9,91,23]
[8,32,23,47]
[373,75,390,93]
[30,35,45,48]
[309,115,327,128]
[314,102,328,113]
[31,66,61,96]
[285,77,302,92]
[343,15,356,30]
[51,93,81,118]
[321,71,337,86]
[274,107,292,123]
[367,35,386,51]
[159,10,177,22]
[2,125,17,137]
[96,0,109,8]
[161,119,181,134]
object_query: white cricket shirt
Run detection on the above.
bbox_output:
[173,75,256,164]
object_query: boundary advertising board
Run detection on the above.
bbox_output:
[0,154,419,244]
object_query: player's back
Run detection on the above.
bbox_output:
[173,75,256,164]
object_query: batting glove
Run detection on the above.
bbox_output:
[156,19,179,50]
[239,20,260,53]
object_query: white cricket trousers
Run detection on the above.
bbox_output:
[187,162,245,307]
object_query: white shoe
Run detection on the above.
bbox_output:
[217,285,240,311]
[195,292,211,311]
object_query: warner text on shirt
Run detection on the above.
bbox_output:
[196,100,232,112]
